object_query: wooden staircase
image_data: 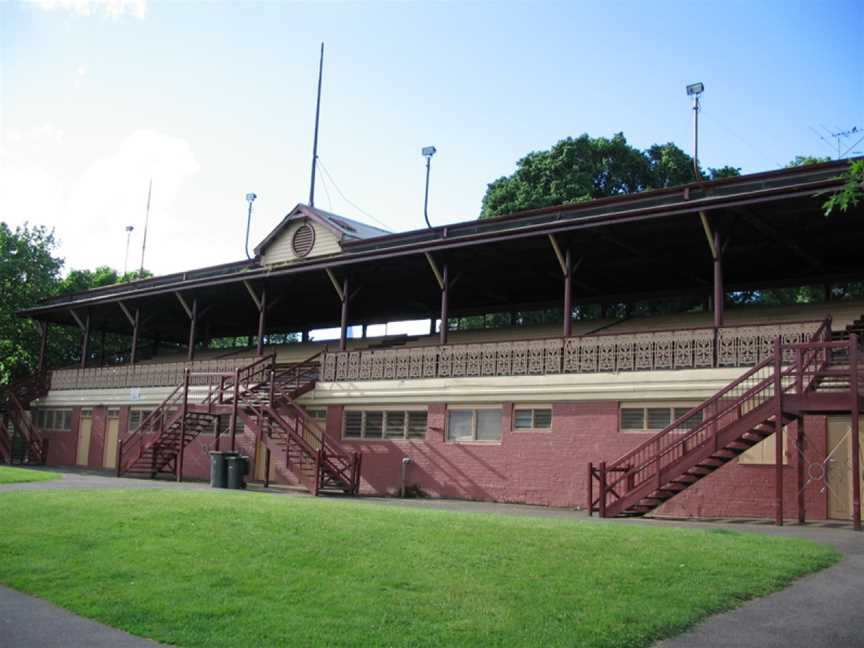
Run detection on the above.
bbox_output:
[0,375,49,466]
[117,352,361,495]
[590,318,862,520]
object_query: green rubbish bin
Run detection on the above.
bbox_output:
[226,454,249,490]
[209,451,237,489]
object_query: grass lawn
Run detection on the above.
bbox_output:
[0,490,839,648]
[0,466,61,484]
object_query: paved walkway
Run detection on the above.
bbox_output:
[1,467,862,648]
[0,585,165,647]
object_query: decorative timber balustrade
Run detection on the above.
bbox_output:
[321,320,824,382]
[49,356,258,391]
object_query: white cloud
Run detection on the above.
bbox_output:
[0,129,200,274]
[26,0,148,20]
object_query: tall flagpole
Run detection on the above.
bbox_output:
[309,42,324,207]
[139,179,152,275]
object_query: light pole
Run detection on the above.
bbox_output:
[422,146,437,228]
[123,226,134,277]
[244,193,257,259]
[686,82,704,180]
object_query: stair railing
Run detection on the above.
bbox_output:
[0,419,11,464]
[4,392,48,464]
[117,382,186,475]
[592,316,833,516]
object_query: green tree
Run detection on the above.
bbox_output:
[824,159,864,217]
[786,155,831,168]
[480,133,740,219]
[0,223,63,382]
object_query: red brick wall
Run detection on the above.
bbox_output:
[36,398,837,520]
[41,407,79,466]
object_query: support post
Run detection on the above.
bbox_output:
[99,328,106,366]
[264,447,271,488]
[80,312,91,369]
[130,308,140,365]
[774,336,784,526]
[440,264,449,346]
[563,248,573,337]
[339,276,349,352]
[797,418,806,525]
[850,334,861,531]
[598,461,607,518]
[230,368,240,452]
[256,288,267,355]
[587,462,593,517]
[37,321,49,373]
[187,298,198,362]
[177,369,190,483]
[713,229,724,328]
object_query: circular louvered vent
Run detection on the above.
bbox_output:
[292,223,315,257]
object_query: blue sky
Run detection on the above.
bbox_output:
[1,0,861,277]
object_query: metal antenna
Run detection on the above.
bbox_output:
[309,42,324,207]
[139,179,152,276]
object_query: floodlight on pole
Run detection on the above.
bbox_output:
[686,82,704,180]
[123,225,134,277]
[422,146,437,228]
[244,193,257,260]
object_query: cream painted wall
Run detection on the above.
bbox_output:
[262,219,341,266]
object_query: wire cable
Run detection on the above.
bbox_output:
[316,158,393,230]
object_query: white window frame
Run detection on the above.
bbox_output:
[34,408,73,432]
[512,405,553,431]
[446,405,503,444]
[619,403,703,433]
[342,407,428,441]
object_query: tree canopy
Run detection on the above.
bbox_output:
[0,222,152,383]
[479,133,741,219]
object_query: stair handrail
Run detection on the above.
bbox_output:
[0,419,11,463]
[5,391,47,462]
[117,382,186,473]
[597,317,833,512]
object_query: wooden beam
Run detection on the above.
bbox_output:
[118,301,136,328]
[175,292,193,319]
[699,211,717,259]
[69,308,87,332]
[339,276,349,351]
[424,252,445,290]
[440,264,449,345]
[130,307,140,365]
[243,280,263,311]
[256,288,267,356]
[187,298,198,362]
[548,234,567,276]
[37,321,48,373]
[79,312,90,370]
[563,248,573,338]
[325,268,344,301]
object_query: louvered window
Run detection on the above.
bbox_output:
[343,409,427,440]
[620,405,703,432]
[513,408,553,430]
[292,223,315,257]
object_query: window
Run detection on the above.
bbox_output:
[513,407,552,430]
[129,409,154,431]
[343,409,428,440]
[34,409,72,432]
[447,407,502,443]
[306,408,327,422]
[620,404,703,433]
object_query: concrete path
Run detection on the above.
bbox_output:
[0,585,166,647]
[1,467,862,648]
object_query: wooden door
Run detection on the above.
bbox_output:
[826,417,863,520]
[102,410,120,469]
[254,439,273,482]
[76,410,93,466]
